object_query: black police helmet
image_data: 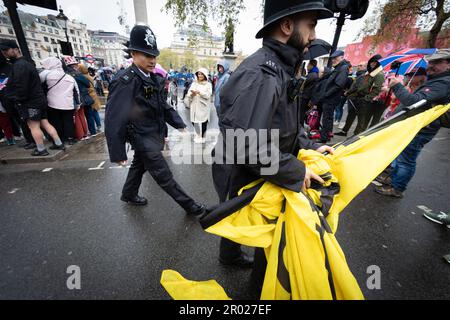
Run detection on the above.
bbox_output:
[256,0,333,39]
[127,25,160,57]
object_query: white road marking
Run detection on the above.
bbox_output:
[417,205,433,214]
[42,168,53,172]
[88,161,105,171]
[8,188,19,194]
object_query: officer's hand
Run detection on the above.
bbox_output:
[316,145,335,155]
[302,168,324,191]
[117,160,127,166]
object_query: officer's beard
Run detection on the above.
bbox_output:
[287,27,308,58]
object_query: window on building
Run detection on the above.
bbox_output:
[70,29,75,34]
[54,30,59,35]
[8,28,14,35]
[53,48,58,53]
[77,31,80,36]
[51,38,56,44]
[41,26,46,32]
[35,43,39,47]
[80,45,84,50]
[48,27,53,33]
[74,44,79,49]
[44,36,49,42]
[72,37,77,42]
[31,33,36,38]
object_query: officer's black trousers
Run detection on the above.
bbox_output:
[122,151,196,211]
[319,102,335,142]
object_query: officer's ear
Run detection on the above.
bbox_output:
[279,17,295,38]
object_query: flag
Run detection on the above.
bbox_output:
[163,103,450,300]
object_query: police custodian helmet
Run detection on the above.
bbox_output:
[256,0,334,38]
[127,24,160,57]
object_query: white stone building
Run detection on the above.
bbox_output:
[89,30,128,68]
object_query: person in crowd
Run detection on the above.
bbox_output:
[0,96,14,145]
[299,59,319,127]
[375,49,450,198]
[186,68,212,143]
[182,77,192,101]
[105,24,206,216]
[336,54,384,136]
[0,43,34,148]
[312,50,350,143]
[1,39,64,156]
[64,57,96,137]
[169,77,178,108]
[79,64,102,134]
[40,57,80,145]
[214,60,230,115]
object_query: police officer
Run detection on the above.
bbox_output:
[105,25,206,216]
[212,0,335,268]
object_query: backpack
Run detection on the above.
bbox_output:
[306,107,320,131]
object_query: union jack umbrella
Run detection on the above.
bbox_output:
[379,48,437,75]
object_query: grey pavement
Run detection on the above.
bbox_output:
[0,99,449,300]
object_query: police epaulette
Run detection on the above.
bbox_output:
[120,68,136,84]
[260,59,278,76]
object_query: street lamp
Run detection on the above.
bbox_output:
[56,6,73,56]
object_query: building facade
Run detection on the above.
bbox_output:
[0,10,91,65]
[170,24,225,61]
[89,30,128,68]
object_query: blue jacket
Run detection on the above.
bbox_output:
[214,60,230,111]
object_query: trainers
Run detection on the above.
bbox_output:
[31,149,50,157]
[375,173,392,186]
[375,185,403,198]
[23,142,37,150]
[7,138,15,146]
[49,144,66,151]
[423,211,450,228]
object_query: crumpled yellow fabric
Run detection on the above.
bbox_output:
[160,270,231,300]
[162,104,450,300]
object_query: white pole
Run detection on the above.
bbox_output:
[133,0,149,25]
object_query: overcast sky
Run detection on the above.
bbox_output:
[10,0,379,55]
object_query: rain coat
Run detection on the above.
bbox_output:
[187,68,212,124]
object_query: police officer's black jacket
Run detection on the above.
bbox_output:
[105,64,186,162]
[216,38,321,197]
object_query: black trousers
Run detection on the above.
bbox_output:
[319,102,335,142]
[367,101,387,128]
[192,121,208,137]
[122,151,196,211]
[341,98,358,134]
[47,108,75,142]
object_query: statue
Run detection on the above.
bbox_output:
[224,18,234,54]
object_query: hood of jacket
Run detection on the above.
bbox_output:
[217,60,230,77]
[42,57,63,72]
[79,64,89,75]
[196,68,209,81]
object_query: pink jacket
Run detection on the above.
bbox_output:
[39,57,80,111]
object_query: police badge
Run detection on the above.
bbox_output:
[145,29,156,48]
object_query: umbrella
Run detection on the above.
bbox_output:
[379,48,437,75]
[303,39,332,60]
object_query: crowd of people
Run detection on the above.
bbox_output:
[0,39,114,156]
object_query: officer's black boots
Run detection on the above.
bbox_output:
[120,195,148,206]
[186,202,207,216]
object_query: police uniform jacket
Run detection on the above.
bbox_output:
[105,64,186,162]
[216,38,321,198]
